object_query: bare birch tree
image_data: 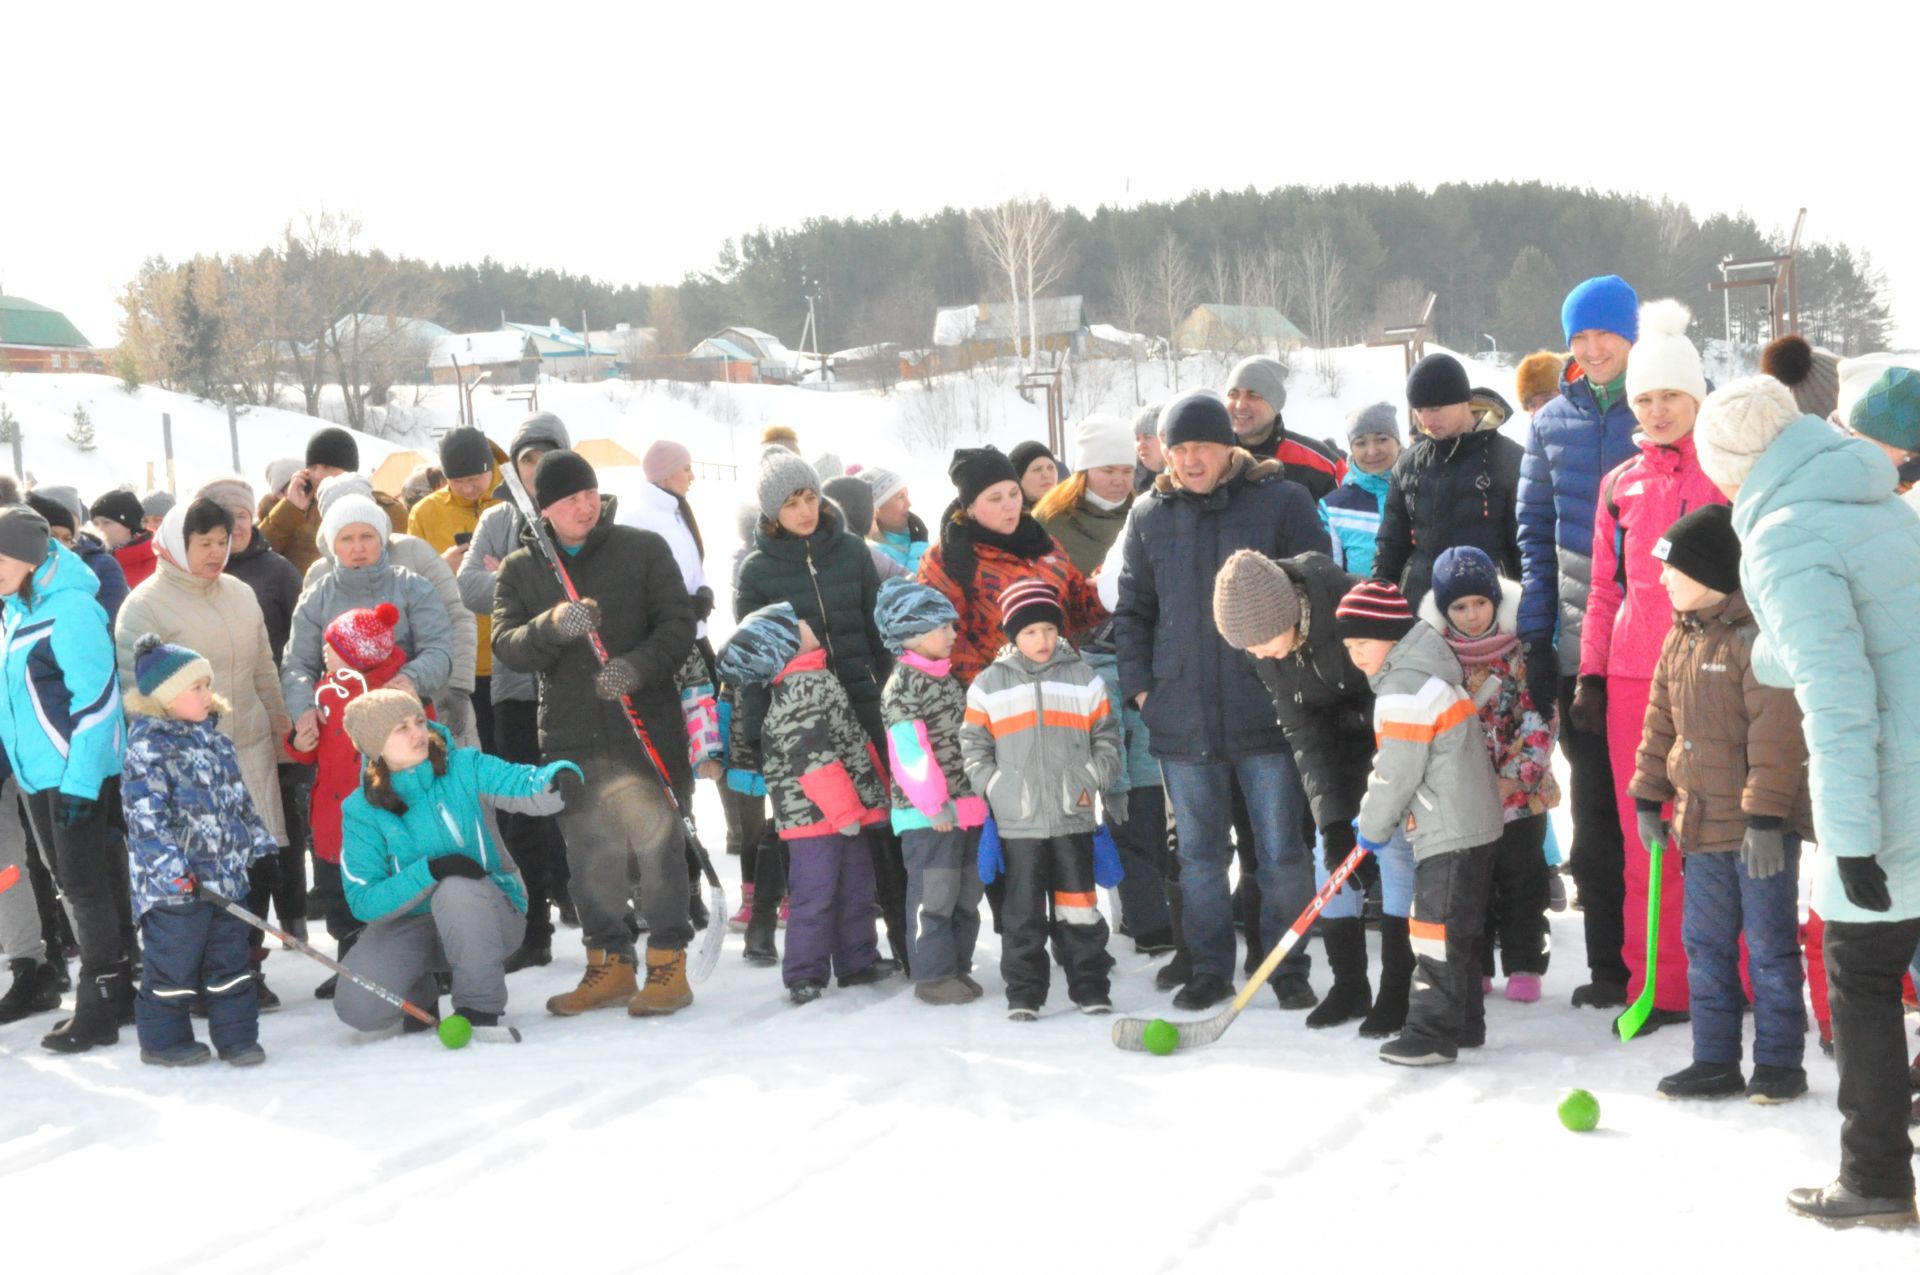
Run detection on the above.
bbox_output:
[1150,231,1198,390]
[970,198,1072,372]
[1111,255,1153,404]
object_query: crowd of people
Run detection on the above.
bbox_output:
[0,274,1917,1227]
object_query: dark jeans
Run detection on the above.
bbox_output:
[23,787,130,975]
[782,830,880,986]
[138,900,256,1052]
[1001,833,1113,1007]
[901,826,983,982]
[553,754,691,956]
[1110,783,1172,939]
[721,782,776,889]
[1480,814,1551,977]
[495,699,568,946]
[472,675,495,754]
[1559,679,1626,987]
[1404,843,1497,1048]
[1682,842,1804,1068]
[1825,915,1920,1200]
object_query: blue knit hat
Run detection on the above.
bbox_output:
[716,603,803,686]
[131,632,213,709]
[873,578,958,653]
[1430,546,1502,615]
[1562,275,1640,344]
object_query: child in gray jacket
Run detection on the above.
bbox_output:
[961,580,1124,1019]
[1335,580,1504,1066]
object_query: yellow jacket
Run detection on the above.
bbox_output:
[407,441,507,676]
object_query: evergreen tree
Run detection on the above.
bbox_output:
[68,404,97,452]
[1494,247,1566,353]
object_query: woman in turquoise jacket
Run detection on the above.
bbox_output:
[333,689,576,1038]
[0,507,133,1054]
[1696,375,1920,1228]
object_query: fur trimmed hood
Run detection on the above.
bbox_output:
[1152,447,1282,496]
[1417,575,1522,638]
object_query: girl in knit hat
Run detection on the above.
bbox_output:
[1034,414,1137,576]
[121,634,281,1067]
[1576,298,1727,1028]
[1008,441,1060,510]
[1417,547,1557,1003]
[1320,402,1402,576]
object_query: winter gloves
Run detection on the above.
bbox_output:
[1635,801,1669,853]
[1569,674,1607,736]
[428,855,487,881]
[56,794,95,829]
[1524,638,1559,715]
[692,586,715,622]
[595,657,639,700]
[550,598,601,640]
[977,817,1003,884]
[1101,789,1130,826]
[1092,826,1124,887]
[1321,821,1358,873]
[1739,824,1787,879]
[533,760,584,794]
[1836,855,1892,913]
[435,689,474,743]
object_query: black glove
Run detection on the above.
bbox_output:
[595,657,639,701]
[692,586,715,622]
[249,854,282,891]
[1569,675,1607,736]
[56,794,95,828]
[1524,638,1560,715]
[1835,855,1892,913]
[1634,800,1669,854]
[428,854,488,882]
[1321,821,1358,874]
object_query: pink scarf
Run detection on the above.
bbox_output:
[1444,624,1518,674]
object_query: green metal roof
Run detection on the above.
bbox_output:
[0,295,91,348]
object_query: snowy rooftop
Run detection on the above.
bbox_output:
[427,330,536,368]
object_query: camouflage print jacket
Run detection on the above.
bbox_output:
[762,648,889,839]
[881,651,985,833]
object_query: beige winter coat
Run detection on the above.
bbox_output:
[115,557,291,844]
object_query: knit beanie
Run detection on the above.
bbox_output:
[319,493,391,557]
[856,465,907,510]
[1226,355,1289,412]
[1653,504,1741,595]
[195,476,255,516]
[305,426,360,472]
[1158,391,1234,449]
[1333,580,1417,643]
[998,577,1065,637]
[533,450,599,512]
[141,490,177,520]
[756,448,820,522]
[1561,275,1640,343]
[264,457,303,495]
[90,489,146,536]
[1849,367,1920,454]
[343,688,424,760]
[761,425,801,454]
[1073,413,1136,471]
[949,446,1019,508]
[1836,353,1920,426]
[1406,352,1472,409]
[874,577,959,653]
[1211,549,1302,650]
[1762,335,1840,420]
[0,504,50,568]
[510,411,570,462]
[33,485,86,529]
[1694,376,1803,489]
[1346,401,1402,444]
[315,473,375,516]
[1430,546,1502,614]
[1515,350,1565,405]
[25,492,75,535]
[325,602,401,671]
[131,632,213,708]
[438,427,494,480]
[810,452,845,482]
[1624,299,1707,405]
[643,439,693,485]
[822,475,874,538]
[716,602,803,685]
[1008,441,1057,483]
[1133,402,1164,437]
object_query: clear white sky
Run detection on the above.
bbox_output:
[6,0,1913,349]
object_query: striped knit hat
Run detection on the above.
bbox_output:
[1333,580,1417,642]
[999,578,1064,637]
[132,632,214,708]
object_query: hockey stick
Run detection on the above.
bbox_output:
[500,464,727,983]
[0,864,18,895]
[1112,843,1372,1052]
[1613,837,1665,1041]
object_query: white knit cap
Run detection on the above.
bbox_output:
[1073,412,1136,471]
[319,493,391,556]
[1694,376,1803,488]
[315,472,375,515]
[855,465,908,509]
[1624,300,1707,405]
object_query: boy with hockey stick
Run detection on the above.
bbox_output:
[1336,581,1505,1065]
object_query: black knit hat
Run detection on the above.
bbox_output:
[1158,391,1235,448]
[1008,441,1057,482]
[438,427,493,480]
[1333,580,1418,642]
[90,489,146,536]
[532,450,598,511]
[1406,353,1472,410]
[1654,504,1741,596]
[949,446,1018,508]
[25,491,75,534]
[305,426,360,472]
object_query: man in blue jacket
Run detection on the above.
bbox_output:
[1515,275,1641,1009]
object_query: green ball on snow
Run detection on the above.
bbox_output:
[437,1014,473,1049]
[1142,1018,1179,1056]
[1558,1088,1600,1132]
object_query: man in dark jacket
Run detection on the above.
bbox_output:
[1225,356,1347,501]
[1371,353,1523,607]
[493,451,698,1020]
[1114,391,1332,1012]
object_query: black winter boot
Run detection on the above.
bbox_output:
[1154,884,1192,992]
[1359,916,1413,1039]
[0,957,63,1023]
[113,957,136,1026]
[1656,1060,1744,1099]
[742,910,778,966]
[41,966,121,1054]
[1305,919,1373,1029]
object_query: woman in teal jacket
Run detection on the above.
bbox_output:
[1696,375,1920,1227]
[333,689,576,1037]
[0,507,133,1054]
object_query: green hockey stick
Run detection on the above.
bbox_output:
[1613,837,1664,1041]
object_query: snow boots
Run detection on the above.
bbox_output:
[728,884,756,933]
[546,949,638,1016]
[1745,1064,1808,1104]
[1272,974,1318,1011]
[42,965,122,1054]
[1785,1181,1920,1229]
[1615,1006,1690,1039]
[0,957,62,1023]
[1154,884,1192,993]
[628,948,692,1016]
[1378,1030,1456,1066]
[1172,974,1232,1011]
[141,1041,212,1068]
[1657,1061,1745,1099]
[504,942,552,973]
[743,885,779,966]
[1571,979,1628,1009]
[1305,919,1372,1029]
[914,976,980,1006]
[1359,916,1413,1039]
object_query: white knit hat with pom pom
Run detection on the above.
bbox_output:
[1694,375,1804,489]
[1625,299,1707,405]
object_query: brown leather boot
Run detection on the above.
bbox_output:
[545,949,637,1016]
[628,948,692,1017]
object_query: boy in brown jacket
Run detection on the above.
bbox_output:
[1630,505,1813,1104]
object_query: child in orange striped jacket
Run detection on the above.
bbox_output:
[1336,580,1505,1067]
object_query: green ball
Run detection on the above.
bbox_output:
[1142,1018,1180,1056]
[1558,1088,1600,1132]
[437,1014,473,1049]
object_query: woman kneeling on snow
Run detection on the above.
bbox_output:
[333,690,577,1039]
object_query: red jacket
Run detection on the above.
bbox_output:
[918,528,1106,687]
[115,535,157,590]
[284,647,433,862]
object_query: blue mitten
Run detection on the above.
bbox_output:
[536,760,585,793]
[1092,825,1125,887]
[725,768,767,797]
[977,816,1003,885]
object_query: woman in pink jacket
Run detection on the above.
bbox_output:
[1573,299,1727,1029]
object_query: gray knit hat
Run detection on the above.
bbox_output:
[33,485,87,529]
[343,688,425,759]
[1227,356,1288,412]
[141,490,177,520]
[1211,548,1302,650]
[1347,402,1402,444]
[757,449,820,523]
[1133,402,1165,436]
[0,504,51,569]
